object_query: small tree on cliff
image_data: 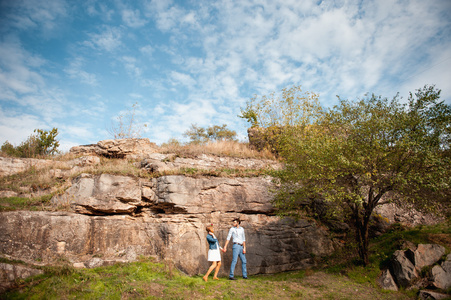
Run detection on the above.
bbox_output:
[183,124,237,144]
[270,85,450,265]
[1,128,60,158]
[239,85,322,127]
[109,102,148,139]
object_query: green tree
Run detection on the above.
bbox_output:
[1,128,60,158]
[183,124,237,144]
[34,128,60,155]
[239,85,322,127]
[272,85,450,265]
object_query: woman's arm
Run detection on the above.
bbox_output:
[206,234,218,244]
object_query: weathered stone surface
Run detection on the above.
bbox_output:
[0,157,53,177]
[0,211,335,276]
[70,155,101,166]
[0,190,18,198]
[377,269,398,291]
[0,263,43,292]
[51,174,143,215]
[390,250,419,288]
[432,254,451,290]
[152,175,275,214]
[51,174,275,216]
[70,138,158,158]
[418,290,450,300]
[443,254,451,273]
[414,244,446,270]
[375,203,443,227]
[141,153,282,173]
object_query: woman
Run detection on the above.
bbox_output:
[203,225,224,282]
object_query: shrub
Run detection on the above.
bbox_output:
[1,128,60,158]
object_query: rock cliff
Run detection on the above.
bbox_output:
[0,139,335,281]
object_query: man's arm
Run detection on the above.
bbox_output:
[223,239,230,252]
[223,228,233,252]
[242,241,246,254]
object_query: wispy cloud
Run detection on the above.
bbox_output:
[121,9,147,28]
[170,71,196,87]
[64,57,98,86]
[1,0,67,34]
[121,56,143,79]
[85,26,122,52]
[0,108,46,145]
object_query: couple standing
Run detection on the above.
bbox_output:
[203,218,247,281]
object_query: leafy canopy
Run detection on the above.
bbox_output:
[183,124,237,144]
[239,85,322,127]
[1,128,60,158]
[271,85,450,265]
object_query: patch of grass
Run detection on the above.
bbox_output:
[4,256,416,300]
[160,140,277,160]
[160,167,271,178]
[0,194,53,212]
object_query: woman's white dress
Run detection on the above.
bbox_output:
[208,242,221,262]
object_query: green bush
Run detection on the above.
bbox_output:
[1,128,60,158]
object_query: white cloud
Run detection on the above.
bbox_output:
[0,108,46,145]
[2,0,67,33]
[140,45,154,56]
[85,26,122,52]
[122,9,147,28]
[170,71,196,87]
[121,56,142,78]
[64,57,98,86]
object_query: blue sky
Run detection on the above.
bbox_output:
[1,0,450,152]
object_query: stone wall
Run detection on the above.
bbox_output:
[0,173,335,277]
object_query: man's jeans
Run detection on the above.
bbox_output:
[230,243,247,278]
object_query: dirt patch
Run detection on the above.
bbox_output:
[428,234,451,250]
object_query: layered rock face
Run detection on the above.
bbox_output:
[70,138,158,158]
[0,173,335,276]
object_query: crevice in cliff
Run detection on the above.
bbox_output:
[240,209,276,216]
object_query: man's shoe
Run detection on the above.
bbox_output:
[243,277,248,279]
[229,277,236,280]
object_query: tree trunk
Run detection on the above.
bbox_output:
[353,206,370,266]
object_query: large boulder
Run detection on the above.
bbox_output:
[414,244,446,270]
[51,174,144,215]
[70,138,158,158]
[0,263,44,292]
[432,254,451,290]
[390,250,419,288]
[377,269,398,291]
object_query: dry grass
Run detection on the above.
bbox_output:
[159,140,277,160]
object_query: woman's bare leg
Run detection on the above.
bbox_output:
[203,262,217,282]
[213,261,221,279]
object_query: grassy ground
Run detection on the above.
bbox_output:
[3,223,449,300]
[2,259,413,300]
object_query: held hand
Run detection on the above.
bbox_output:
[243,248,246,254]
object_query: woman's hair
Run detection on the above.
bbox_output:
[206,225,213,233]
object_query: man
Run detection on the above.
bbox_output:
[223,218,247,280]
